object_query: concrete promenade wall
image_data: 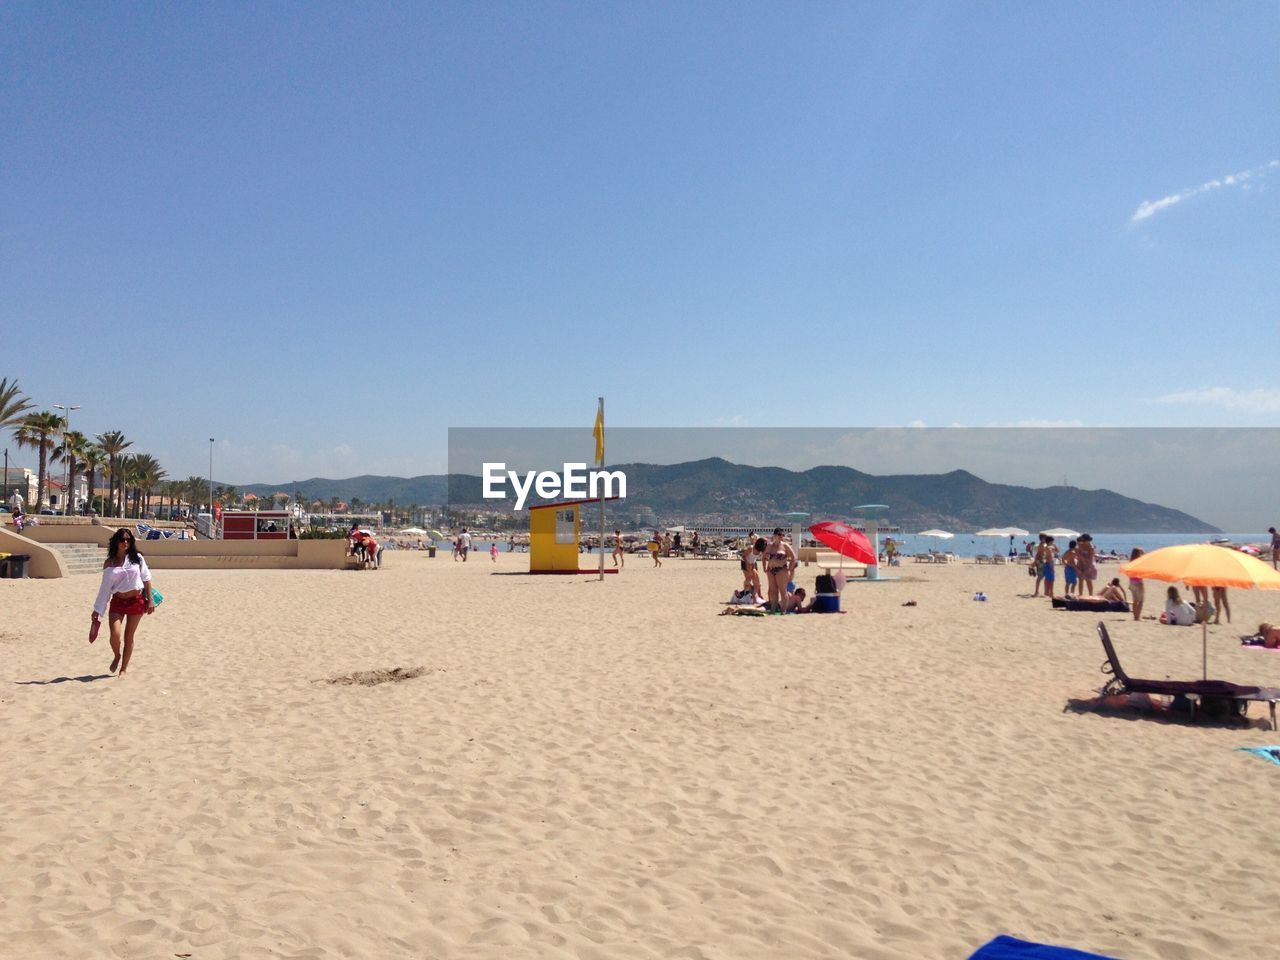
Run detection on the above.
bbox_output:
[0,528,69,579]
[3,519,351,572]
[141,539,349,570]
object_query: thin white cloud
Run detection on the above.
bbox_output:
[1130,160,1279,223]
[1155,386,1280,413]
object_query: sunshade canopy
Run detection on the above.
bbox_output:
[1121,543,1280,678]
[809,521,876,564]
[1121,544,1280,590]
[917,529,954,539]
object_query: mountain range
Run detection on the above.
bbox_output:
[240,458,1218,533]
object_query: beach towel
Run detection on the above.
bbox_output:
[1052,597,1130,613]
[1240,634,1278,650]
[1237,745,1280,766]
[968,934,1119,959]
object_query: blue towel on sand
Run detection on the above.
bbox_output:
[1237,745,1280,766]
[969,935,1118,959]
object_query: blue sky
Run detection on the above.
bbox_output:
[3,2,1278,486]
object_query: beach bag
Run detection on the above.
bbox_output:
[151,587,164,607]
[815,573,837,594]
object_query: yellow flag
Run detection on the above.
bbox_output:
[592,401,604,465]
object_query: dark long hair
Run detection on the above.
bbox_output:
[105,528,142,567]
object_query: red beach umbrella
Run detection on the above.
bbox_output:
[809,521,876,565]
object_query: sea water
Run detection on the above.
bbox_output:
[893,532,1271,559]
[417,533,1273,560]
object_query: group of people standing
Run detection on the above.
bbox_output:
[738,528,798,612]
[1031,533,1101,599]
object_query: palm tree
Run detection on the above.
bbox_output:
[118,454,139,518]
[13,411,66,510]
[130,454,165,517]
[96,431,132,517]
[184,475,206,515]
[82,444,107,514]
[62,430,90,514]
[159,479,179,518]
[0,377,34,429]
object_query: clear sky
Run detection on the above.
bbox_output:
[4,2,1278,488]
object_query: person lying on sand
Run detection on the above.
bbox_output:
[1256,623,1280,648]
[784,587,814,613]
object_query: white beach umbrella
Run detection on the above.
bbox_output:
[1040,527,1081,539]
[401,527,428,536]
[917,529,954,539]
[975,527,1029,559]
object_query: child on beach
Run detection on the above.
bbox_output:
[1128,548,1145,621]
[490,542,498,562]
[1061,540,1079,596]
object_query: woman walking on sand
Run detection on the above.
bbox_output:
[90,528,155,676]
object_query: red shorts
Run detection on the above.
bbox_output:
[109,592,148,616]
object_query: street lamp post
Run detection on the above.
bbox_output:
[208,438,215,537]
[52,403,81,514]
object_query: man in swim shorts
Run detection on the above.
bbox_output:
[1039,536,1057,598]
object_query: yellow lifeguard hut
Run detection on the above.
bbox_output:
[528,497,620,574]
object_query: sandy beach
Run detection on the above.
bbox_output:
[2,554,1279,959]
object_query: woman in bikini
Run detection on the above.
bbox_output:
[740,537,765,599]
[1075,533,1098,596]
[90,528,155,676]
[763,528,796,613]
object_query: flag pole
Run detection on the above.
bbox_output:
[597,396,605,581]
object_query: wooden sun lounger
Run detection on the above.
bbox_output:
[1096,622,1279,729]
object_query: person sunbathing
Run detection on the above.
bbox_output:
[1096,578,1127,603]
[1256,623,1280,649]
[784,587,814,613]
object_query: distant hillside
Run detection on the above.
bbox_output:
[242,458,1218,533]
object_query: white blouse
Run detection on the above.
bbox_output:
[93,555,152,616]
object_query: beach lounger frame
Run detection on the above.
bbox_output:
[1096,622,1279,729]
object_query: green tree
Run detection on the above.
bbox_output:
[82,444,107,515]
[62,430,90,514]
[132,454,166,517]
[0,377,34,429]
[96,430,132,517]
[13,411,65,510]
[183,476,206,515]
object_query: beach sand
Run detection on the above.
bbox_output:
[2,553,1279,959]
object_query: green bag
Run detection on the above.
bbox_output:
[151,587,164,607]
